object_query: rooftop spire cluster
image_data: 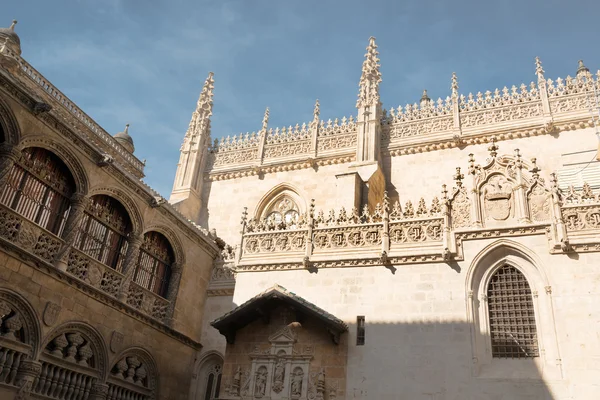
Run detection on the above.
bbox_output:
[356,36,382,108]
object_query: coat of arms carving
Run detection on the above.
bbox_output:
[483,175,513,221]
[110,330,124,353]
[43,301,61,327]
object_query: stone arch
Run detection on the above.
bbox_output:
[107,346,159,398]
[465,239,562,379]
[40,321,109,381]
[190,351,224,400]
[0,96,21,145]
[0,287,42,359]
[88,186,144,235]
[143,224,185,266]
[253,183,308,220]
[17,136,90,194]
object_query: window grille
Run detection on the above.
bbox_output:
[75,195,131,271]
[356,316,365,346]
[487,265,539,359]
[134,231,173,297]
[0,148,74,235]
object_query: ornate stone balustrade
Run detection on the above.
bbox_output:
[209,66,600,176]
[0,337,31,387]
[126,282,170,323]
[0,203,64,264]
[0,203,171,325]
[6,49,146,178]
[66,248,125,299]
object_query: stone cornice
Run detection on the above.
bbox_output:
[0,237,203,350]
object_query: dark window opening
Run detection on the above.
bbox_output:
[357,315,365,346]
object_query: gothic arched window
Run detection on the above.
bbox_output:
[204,363,222,400]
[0,147,75,235]
[134,231,174,297]
[74,195,132,271]
[487,265,539,359]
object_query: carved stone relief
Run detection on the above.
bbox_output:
[42,302,61,327]
[482,175,514,221]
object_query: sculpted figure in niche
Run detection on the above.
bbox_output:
[291,367,304,398]
[272,357,285,393]
[483,175,513,221]
[254,366,267,398]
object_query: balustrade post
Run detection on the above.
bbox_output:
[257,107,269,166]
[0,143,21,187]
[310,100,320,157]
[15,359,42,399]
[54,193,88,272]
[89,383,109,400]
[117,234,144,301]
[451,72,462,143]
[166,262,183,326]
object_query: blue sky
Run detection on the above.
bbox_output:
[4,0,600,195]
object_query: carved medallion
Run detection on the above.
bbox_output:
[87,264,103,287]
[585,209,600,228]
[110,330,124,353]
[483,175,512,221]
[43,301,61,327]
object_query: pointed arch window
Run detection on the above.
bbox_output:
[74,195,132,271]
[487,265,539,359]
[204,363,222,400]
[0,147,75,235]
[134,231,174,297]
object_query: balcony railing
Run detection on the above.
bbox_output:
[0,203,170,324]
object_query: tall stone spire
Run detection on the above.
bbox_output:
[353,37,386,213]
[170,72,215,221]
[356,37,382,109]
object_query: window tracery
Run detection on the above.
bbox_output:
[204,363,222,400]
[133,231,174,297]
[74,195,132,271]
[263,196,300,226]
[0,147,75,236]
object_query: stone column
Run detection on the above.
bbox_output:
[15,359,42,400]
[117,234,144,302]
[166,262,183,326]
[0,143,21,187]
[88,383,109,400]
[54,193,89,271]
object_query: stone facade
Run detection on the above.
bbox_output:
[0,21,220,400]
[174,38,600,399]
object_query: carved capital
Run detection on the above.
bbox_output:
[89,383,109,400]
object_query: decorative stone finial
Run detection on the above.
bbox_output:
[576,59,591,80]
[182,71,215,144]
[420,90,431,108]
[441,184,448,200]
[0,19,22,56]
[535,56,545,80]
[356,36,382,108]
[313,99,320,120]
[451,72,459,98]
[530,158,541,179]
[114,123,134,153]
[488,137,499,158]
[453,167,464,188]
[262,107,270,131]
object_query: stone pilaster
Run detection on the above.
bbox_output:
[88,383,109,400]
[15,359,42,400]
